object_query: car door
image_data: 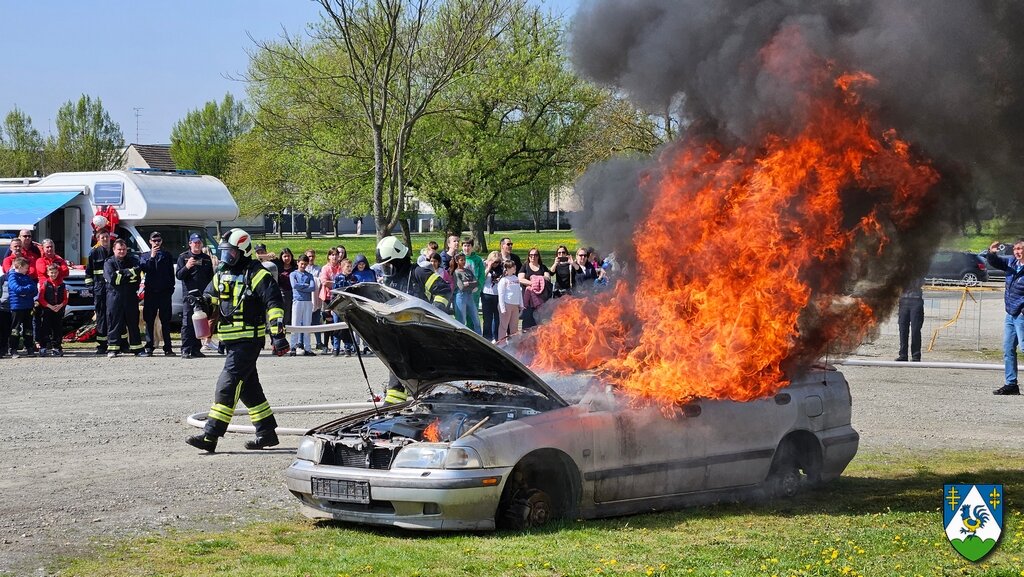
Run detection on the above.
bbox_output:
[699,394,792,490]
[588,396,708,503]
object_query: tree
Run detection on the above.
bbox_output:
[410,6,604,249]
[225,127,295,222]
[170,93,251,178]
[0,108,44,177]
[246,0,515,244]
[45,95,124,172]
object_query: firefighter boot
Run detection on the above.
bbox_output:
[244,432,280,450]
[186,434,218,453]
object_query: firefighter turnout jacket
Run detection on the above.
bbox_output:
[85,244,111,291]
[206,259,285,343]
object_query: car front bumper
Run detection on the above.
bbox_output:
[285,459,512,530]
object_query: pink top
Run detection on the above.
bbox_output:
[319,262,343,302]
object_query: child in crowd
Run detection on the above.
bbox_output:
[7,257,38,357]
[495,259,523,343]
[351,254,376,283]
[289,254,316,356]
[0,268,10,358]
[451,253,481,334]
[38,263,68,356]
[332,259,360,356]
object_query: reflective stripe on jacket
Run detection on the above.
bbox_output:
[208,260,285,343]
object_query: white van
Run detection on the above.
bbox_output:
[0,169,239,327]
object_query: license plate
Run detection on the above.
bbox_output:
[311,477,370,504]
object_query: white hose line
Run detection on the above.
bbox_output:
[186,401,377,436]
[835,358,1003,370]
[285,321,349,333]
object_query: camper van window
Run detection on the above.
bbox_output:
[137,226,210,256]
[113,227,140,253]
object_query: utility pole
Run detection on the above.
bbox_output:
[132,107,143,143]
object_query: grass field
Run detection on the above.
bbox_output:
[55,450,1024,576]
[252,230,586,269]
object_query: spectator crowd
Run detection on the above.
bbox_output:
[1,228,611,359]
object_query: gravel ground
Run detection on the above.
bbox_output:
[0,289,1017,576]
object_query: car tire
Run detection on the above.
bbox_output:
[500,488,553,530]
[961,272,980,284]
[766,438,821,499]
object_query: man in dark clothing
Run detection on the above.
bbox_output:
[103,238,144,357]
[176,233,214,358]
[139,231,176,356]
[499,237,522,273]
[987,239,1024,395]
[186,228,288,453]
[85,230,112,353]
[895,278,925,362]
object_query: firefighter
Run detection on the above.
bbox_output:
[376,235,414,405]
[86,229,112,354]
[103,238,144,357]
[185,228,290,453]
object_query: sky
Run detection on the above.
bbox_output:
[0,0,580,145]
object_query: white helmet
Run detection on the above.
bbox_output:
[91,214,109,231]
[218,228,253,266]
[376,235,409,265]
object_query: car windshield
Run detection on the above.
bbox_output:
[136,226,215,256]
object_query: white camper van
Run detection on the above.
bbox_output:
[0,169,240,327]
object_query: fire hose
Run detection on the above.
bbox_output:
[185,321,376,436]
[834,358,1003,371]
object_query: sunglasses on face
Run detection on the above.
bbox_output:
[529,253,539,257]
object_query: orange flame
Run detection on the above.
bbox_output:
[524,66,938,407]
[423,419,442,443]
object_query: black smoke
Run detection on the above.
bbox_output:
[568,0,1024,259]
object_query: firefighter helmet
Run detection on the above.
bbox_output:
[375,235,409,265]
[91,214,109,231]
[219,228,253,267]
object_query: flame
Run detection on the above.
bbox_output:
[524,64,938,406]
[423,419,442,443]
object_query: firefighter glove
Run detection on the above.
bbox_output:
[186,289,212,314]
[271,333,290,357]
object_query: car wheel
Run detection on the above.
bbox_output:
[766,438,821,499]
[961,272,979,283]
[501,488,553,530]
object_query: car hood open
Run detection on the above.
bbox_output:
[330,283,567,405]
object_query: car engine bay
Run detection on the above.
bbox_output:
[315,381,558,469]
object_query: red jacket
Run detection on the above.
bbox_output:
[3,252,38,279]
[38,278,68,310]
[35,254,69,283]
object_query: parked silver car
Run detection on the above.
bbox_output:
[284,284,859,530]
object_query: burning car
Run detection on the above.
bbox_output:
[284,284,859,530]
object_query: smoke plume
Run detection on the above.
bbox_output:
[569,0,1024,258]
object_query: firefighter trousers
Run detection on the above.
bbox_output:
[203,339,277,438]
[93,288,108,349]
[106,291,141,352]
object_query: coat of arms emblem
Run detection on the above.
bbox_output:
[943,484,1003,561]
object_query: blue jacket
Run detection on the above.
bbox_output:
[987,252,1024,315]
[290,270,315,301]
[7,270,38,311]
[140,249,176,294]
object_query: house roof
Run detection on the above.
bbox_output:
[129,144,176,171]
